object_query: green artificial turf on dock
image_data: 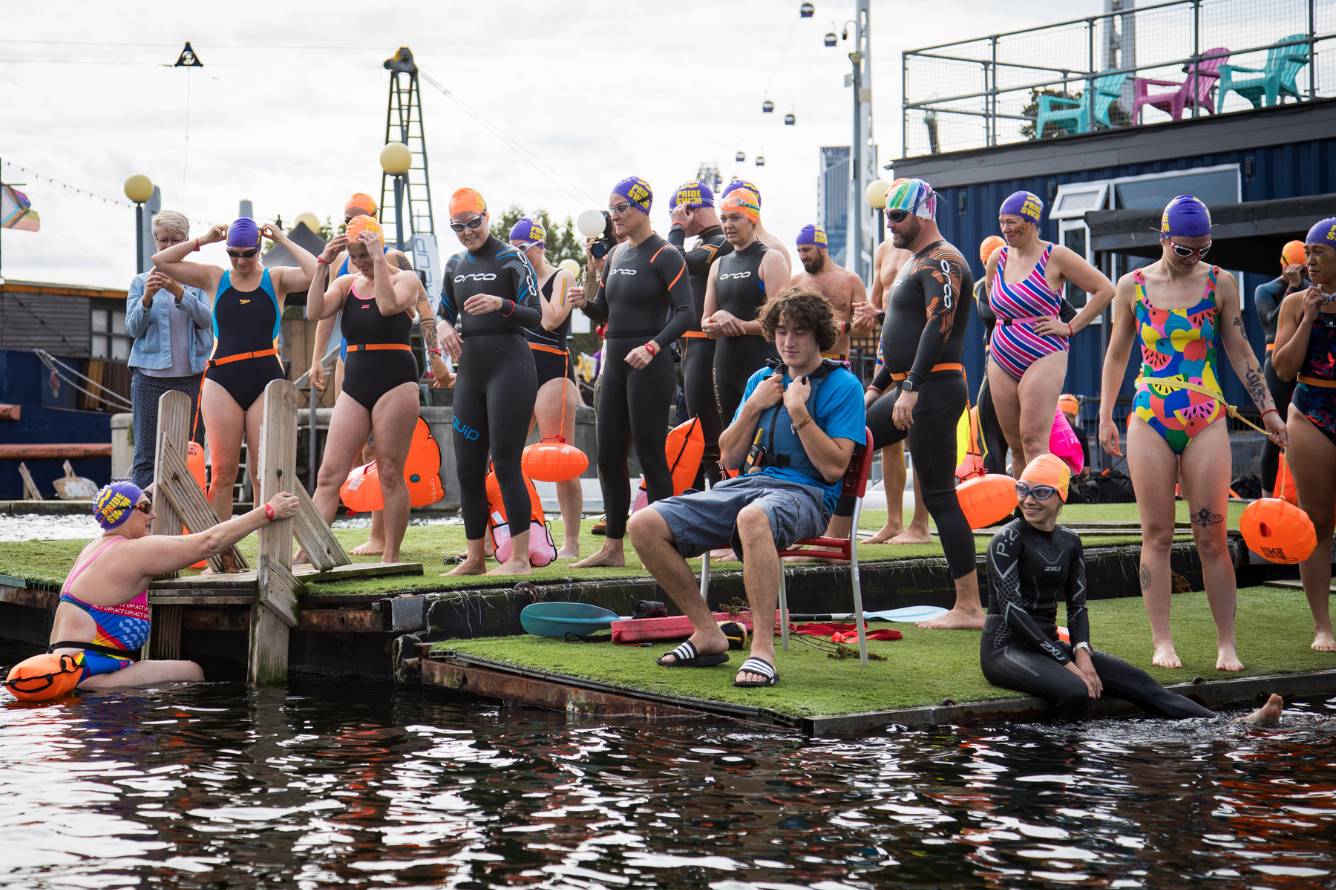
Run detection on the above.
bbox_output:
[431,587,1334,718]
[0,501,1233,596]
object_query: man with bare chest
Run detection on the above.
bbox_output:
[790,224,871,360]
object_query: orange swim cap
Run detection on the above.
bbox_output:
[450,187,487,218]
[1057,394,1080,418]
[345,192,377,218]
[345,215,384,244]
[1281,240,1307,267]
[720,188,761,224]
[1019,453,1071,503]
[979,235,1005,266]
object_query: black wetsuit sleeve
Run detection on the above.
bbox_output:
[651,245,693,347]
[1059,297,1076,323]
[975,279,996,338]
[503,250,544,329]
[907,251,967,388]
[439,254,460,324]
[1254,278,1285,339]
[989,527,1071,664]
[669,226,726,278]
[1065,533,1090,649]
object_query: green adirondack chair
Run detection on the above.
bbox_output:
[1217,34,1309,109]
[1035,73,1129,138]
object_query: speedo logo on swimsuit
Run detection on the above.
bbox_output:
[608,268,637,276]
[452,416,480,441]
[454,273,498,282]
[719,271,753,280]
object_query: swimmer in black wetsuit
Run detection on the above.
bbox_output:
[668,180,731,485]
[570,176,694,568]
[152,217,317,521]
[720,179,792,276]
[703,187,788,428]
[1255,241,1309,495]
[306,217,422,563]
[861,179,983,630]
[982,455,1219,720]
[441,188,544,576]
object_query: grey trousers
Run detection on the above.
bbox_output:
[130,370,203,489]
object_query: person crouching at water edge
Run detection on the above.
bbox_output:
[627,289,866,689]
[981,457,1284,725]
[47,483,298,688]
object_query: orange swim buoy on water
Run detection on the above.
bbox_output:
[956,473,1018,529]
[1239,498,1317,565]
[485,467,557,567]
[632,417,705,512]
[338,418,445,513]
[4,652,82,702]
[523,437,588,482]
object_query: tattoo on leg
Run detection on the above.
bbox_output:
[1140,565,1152,594]
[1192,506,1223,527]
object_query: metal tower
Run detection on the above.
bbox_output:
[379,47,435,244]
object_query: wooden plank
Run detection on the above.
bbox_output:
[156,435,245,573]
[146,560,421,593]
[0,443,112,459]
[1265,579,1336,593]
[151,591,255,606]
[17,463,42,501]
[150,571,257,591]
[0,585,58,610]
[149,605,183,659]
[298,560,422,583]
[249,379,300,685]
[150,390,191,581]
[257,555,300,629]
[291,483,350,571]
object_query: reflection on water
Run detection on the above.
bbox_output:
[1,646,1332,888]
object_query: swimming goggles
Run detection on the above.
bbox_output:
[1168,240,1211,259]
[450,215,486,233]
[226,248,258,259]
[1015,482,1059,501]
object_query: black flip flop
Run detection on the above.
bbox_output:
[657,640,728,668]
[733,656,779,688]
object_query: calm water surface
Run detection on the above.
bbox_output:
[2,640,1333,889]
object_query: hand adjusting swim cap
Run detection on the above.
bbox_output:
[722,179,762,205]
[94,481,144,531]
[796,224,828,248]
[612,176,653,214]
[508,217,546,247]
[670,181,714,211]
[227,217,261,249]
[1160,195,1212,239]
[346,215,384,243]
[999,190,1043,225]
[720,188,760,224]
[1019,453,1071,503]
[884,178,937,220]
[345,192,377,218]
[1305,217,1336,247]
[449,188,487,218]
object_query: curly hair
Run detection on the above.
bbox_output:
[759,286,839,353]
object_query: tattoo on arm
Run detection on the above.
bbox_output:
[1244,366,1272,411]
[1191,506,1223,528]
[421,318,440,352]
[1139,565,1152,594]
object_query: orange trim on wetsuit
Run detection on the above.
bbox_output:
[345,343,413,353]
[208,347,279,367]
[527,342,568,357]
[681,330,710,339]
[889,362,963,382]
[1297,374,1336,388]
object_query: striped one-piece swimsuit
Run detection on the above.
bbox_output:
[989,244,1069,381]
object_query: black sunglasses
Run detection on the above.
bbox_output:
[886,209,912,224]
[134,498,153,515]
[227,248,258,259]
[1169,240,1211,259]
[450,215,486,233]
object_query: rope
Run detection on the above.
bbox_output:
[1133,376,1269,435]
[35,350,133,412]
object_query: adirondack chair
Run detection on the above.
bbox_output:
[1131,47,1230,122]
[1035,72,1128,138]
[1217,35,1309,109]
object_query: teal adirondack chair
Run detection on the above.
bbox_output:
[1035,73,1129,138]
[1217,35,1309,109]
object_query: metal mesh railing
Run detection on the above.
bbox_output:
[903,0,1335,156]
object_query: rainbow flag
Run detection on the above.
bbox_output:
[1,185,40,232]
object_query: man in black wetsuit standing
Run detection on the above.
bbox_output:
[571,176,694,568]
[668,180,731,485]
[441,187,545,576]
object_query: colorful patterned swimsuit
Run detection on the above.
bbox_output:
[1291,295,1336,448]
[989,243,1069,381]
[50,537,150,683]
[1130,266,1225,455]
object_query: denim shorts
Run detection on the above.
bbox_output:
[651,474,829,558]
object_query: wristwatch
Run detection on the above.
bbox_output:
[1074,641,1091,653]
[900,379,916,394]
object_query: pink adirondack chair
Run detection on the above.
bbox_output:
[1132,47,1230,122]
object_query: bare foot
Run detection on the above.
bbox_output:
[445,557,486,576]
[350,539,384,556]
[557,546,581,560]
[864,524,905,544]
[573,543,624,568]
[1217,646,1244,672]
[1244,693,1284,726]
[1312,629,1336,653]
[916,608,985,630]
[889,527,932,545]
[487,558,532,576]
[709,548,739,562]
[1152,643,1183,669]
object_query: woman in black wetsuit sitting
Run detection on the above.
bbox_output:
[982,454,1218,720]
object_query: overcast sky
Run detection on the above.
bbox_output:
[1,0,1089,289]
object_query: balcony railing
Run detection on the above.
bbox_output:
[901,0,1336,156]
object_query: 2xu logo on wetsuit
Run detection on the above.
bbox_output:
[454,273,498,282]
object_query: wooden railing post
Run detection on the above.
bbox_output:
[249,380,301,685]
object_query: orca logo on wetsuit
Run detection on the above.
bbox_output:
[455,273,498,282]
[608,268,637,276]
[939,259,954,310]
[719,271,753,280]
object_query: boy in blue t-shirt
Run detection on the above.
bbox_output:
[627,289,867,689]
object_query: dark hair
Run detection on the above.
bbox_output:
[759,286,838,352]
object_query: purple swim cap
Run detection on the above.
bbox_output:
[670,181,714,211]
[1160,195,1212,239]
[612,176,652,214]
[1305,217,1336,247]
[723,179,762,206]
[227,217,261,249]
[796,224,828,248]
[93,481,144,531]
[508,217,546,247]
[999,190,1043,225]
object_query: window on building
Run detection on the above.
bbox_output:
[91,306,131,362]
[1111,165,1240,210]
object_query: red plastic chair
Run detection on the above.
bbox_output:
[699,428,876,665]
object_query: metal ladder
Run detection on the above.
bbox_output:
[379,47,436,246]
